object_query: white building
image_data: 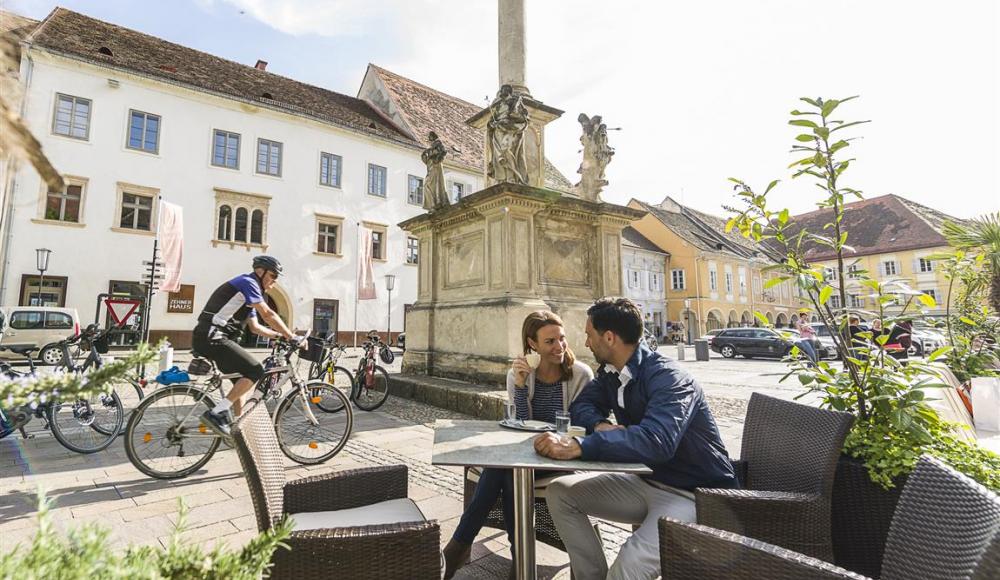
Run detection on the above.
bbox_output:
[621,226,669,339]
[0,8,571,348]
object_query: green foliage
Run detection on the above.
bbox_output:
[0,493,291,579]
[933,250,1000,382]
[728,96,1000,490]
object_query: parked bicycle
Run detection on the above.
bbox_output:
[0,341,123,454]
[124,337,353,480]
[308,332,391,412]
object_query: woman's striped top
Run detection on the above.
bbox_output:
[514,377,564,423]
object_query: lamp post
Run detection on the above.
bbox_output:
[34,248,52,306]
[384,274,396,344]
[683,298,692,345]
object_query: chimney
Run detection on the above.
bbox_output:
[255,59,268,71]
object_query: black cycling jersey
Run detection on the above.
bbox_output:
[196,273,264,338]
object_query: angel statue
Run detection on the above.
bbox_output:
[422,131,450,211]
[574,113,615,202]
[487,84,530,185]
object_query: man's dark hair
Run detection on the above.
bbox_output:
[587,297,643,344]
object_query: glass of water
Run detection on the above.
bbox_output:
[555,412,571,435]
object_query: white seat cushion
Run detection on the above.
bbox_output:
[290,498,426,531]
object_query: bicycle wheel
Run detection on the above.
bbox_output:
[273,381,352,464]
[124,385,222,479]
[317,365,354,413]
[48,391,123,453]
[353,364,391,411]
[92,377,145,436]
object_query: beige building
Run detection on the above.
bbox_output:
[628,196,802,338]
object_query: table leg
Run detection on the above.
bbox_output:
[512,466,536,580]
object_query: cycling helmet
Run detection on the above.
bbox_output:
[379,343,395,365]
[252,255,283,277]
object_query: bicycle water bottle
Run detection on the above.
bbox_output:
[158,341,174,372]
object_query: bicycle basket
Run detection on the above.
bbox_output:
[300,336,326,363]
[379,344,395,365]
[188,357,213,375]
[92,334,110,354]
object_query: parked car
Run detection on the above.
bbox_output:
[699,329,725,346]
[0,306,80,365]
[710,327,823,360]
[808,322,841,359]
[910,325,947,357]
[396,332,405,351]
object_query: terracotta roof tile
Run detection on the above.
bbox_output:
[26,8,414,145]
[1,10,38,37]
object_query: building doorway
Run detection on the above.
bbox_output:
[313,299,339,339]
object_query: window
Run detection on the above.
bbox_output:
[52,93,91,139]
[649,272,662,292]
[847,264,861,279]
[824,266,836,281]
[372,230,384,259]
[848,294,864,308]
[628,269,640,289]
[234,207,248,242]
[45,183,83,223]
[709,269,718,291]
[317,222,339,255]
[19,275,68,307]
[883,260,898,276]
[313,299,339,339]
[45,312,74,329]
[738,270,747,295]
[256,138,282,176]
[671,269,686,290]
[451,181,465,202]
[212,130,240,168]
[406,237,419,265]
[922,289,937,302]
[250,209,264,244]
[368,163,387,197]
[217,205,232,240]
[919,257,934,273]
[407,175,424,206]
[10,311,43,329]
[320,152,342,187]
[829,295,842,309]
[725,272,733,294]
[118,190,154,231]
[127,110,160,153]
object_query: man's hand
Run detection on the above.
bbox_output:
[533,433,582,460]
[594,422,625,433]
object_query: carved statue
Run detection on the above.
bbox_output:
[574,113,615,202]
[487,84,530,185]
[421,131,450,211]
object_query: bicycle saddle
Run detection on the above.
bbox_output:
[4,345,39,356]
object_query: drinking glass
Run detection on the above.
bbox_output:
[555,412,571,435]
[505,402,518,424]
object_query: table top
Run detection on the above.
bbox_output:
[431,419,652,473]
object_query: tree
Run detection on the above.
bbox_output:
[943,213,1000,314]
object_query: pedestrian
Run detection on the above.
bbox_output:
[795,313,819,364]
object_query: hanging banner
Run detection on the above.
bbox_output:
[159,200,184,293]
[358,226,376,300]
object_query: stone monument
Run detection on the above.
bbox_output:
[421,131,450,212]
[399,0,644,385]
[574,113,615,202]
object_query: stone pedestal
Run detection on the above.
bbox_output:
[398,183,644,385]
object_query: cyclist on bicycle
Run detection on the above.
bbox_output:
[196,255,303,436]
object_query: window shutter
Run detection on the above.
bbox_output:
[878,261,884,277]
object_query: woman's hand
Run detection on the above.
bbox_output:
[512,356,531,387]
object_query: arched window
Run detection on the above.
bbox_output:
[217,205,232,240]
[250,209,264,244]
[234,207,248,242]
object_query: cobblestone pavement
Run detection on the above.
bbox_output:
[1,347,773,579]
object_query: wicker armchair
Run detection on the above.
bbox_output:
[660,455,1000,579]
[695,392,854,561]
[233,404,441,579]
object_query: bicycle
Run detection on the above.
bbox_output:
[306,338,355,403]
[309,332,391,412]
[0,343,123,454]
[124,337,353,480]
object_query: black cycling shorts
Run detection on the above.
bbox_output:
[192,330,264,382]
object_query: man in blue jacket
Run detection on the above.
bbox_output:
[534,297,736,580]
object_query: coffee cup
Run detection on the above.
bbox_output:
[525,352,541,369]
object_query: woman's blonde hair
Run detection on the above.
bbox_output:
[521,310,575,382]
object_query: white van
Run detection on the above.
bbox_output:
[0,306,80,365]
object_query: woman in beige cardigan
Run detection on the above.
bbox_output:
[444,310,593,579]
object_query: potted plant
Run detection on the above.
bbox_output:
[726,96,1000,577]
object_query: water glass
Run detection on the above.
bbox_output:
[505,402,518,423]
[555,412,571,435]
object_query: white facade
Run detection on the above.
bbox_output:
[622,243,668,339]
[2,49,483,344]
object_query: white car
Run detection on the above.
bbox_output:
[699,329,724,346]
[0,306,81,365]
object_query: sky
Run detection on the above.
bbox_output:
[7,0,1000,219]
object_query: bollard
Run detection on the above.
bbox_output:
[694,339,710,361]
[676,343,686,360]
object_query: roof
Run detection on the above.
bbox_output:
[367,64,574,192]
[788,194,962,260]
[632,197,779,261]
[1,10,38,38]
[622,226,669,255]
[25,8,414,145]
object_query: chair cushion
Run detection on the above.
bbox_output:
[290,498,426,531]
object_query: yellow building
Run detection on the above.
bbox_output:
[791,194,963,317]
[629,197,803,337]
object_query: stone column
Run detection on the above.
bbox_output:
[498,0,528,95]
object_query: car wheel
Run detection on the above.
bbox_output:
[720,345,736,358]
[908,343,923,357]
[39,345,64,366]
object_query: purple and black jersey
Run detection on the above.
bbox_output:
[196,273,264,335]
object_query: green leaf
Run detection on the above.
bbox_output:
[959,316,977,326]
[753,311,771,327]
[779,208,790,224]
[815,126,830,140]
[917,293,937,308]
[821,99,840,117]
[795,134,815,142]
[765,180,780,194]
[819,285,834,305]
[725,218,735,233]
[789,119,819,129]
[830,120,870,133]
[764,277,787,290]
[800,97,821,107]
[928,346,954,362]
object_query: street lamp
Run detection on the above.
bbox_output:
[384,274,396,344]
[34,248,52,306]
[683,298,692,345]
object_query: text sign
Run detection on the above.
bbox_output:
[167,284,195,314]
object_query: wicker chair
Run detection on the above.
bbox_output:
[695,392,854,562]
[233,404,441,579]
[659,455,1000,579]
